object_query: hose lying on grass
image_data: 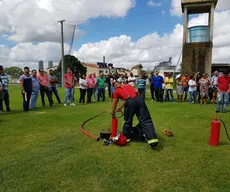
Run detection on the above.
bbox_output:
[80,109,109,142]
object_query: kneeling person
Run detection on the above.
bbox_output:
[112,82,158,149]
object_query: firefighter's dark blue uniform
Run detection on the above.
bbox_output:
[113,84,158,148]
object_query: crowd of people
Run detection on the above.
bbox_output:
[0,64,229,113]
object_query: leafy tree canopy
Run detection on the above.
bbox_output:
[4,66,23,78]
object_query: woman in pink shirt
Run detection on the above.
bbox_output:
[86,73,95,103]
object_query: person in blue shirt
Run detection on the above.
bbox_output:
[152,71,164,102]
[137,75,146,99]
[30,69,40,109]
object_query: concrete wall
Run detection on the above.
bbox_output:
[86,66,99,76]
[182,42,212,75]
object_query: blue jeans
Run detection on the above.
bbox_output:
[97,88,105,102]
[216,92,229,112]
[30,91,39,109]
[189,91,197,103]
[164,89,174,102]
[64,88,74,104]
[50,87,61,104]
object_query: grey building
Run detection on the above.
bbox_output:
[38,60,44,69]
[48,60,53,69]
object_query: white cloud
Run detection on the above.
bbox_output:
[73,10,230,69]
[0,0,135,43]
[148,0,162,7]
[0,1,230,71]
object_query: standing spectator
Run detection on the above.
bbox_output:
[0,79,4,110]
[176,74,183,102]
[110,74,117,100]
[207,74,213,101]
[152,71,163,102]
[210,71,220,104]
[118,74,127,84]
[128,72,136,88]
[30,70,40,110]
[71,75,78,102]
[106,73,112,98]
[86,73,95,103]
[196,73,201,104]
[64,68,75,106]
[199,73,210,104]
[149,72,155,101]
[19,67,33,112]
[0,65,10,112]
[164,73,175,102]
[97,73,106,102]
[188,76,197,104]
[92,73,98,101]
[137,74,146,99]
[216,70,230,113]
[37,69,53,107]
[182,72,190,102]
[48,69,61,104]
[79,74,88,104]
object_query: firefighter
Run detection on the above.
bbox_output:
[111,81,158,149]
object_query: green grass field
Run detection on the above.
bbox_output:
[1,86,230,192]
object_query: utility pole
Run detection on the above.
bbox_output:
[58,20,65,87]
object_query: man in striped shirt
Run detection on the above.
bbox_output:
[0,66,10,112]
[137,74,146,99]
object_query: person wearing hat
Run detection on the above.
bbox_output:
[181,72,190,102]
[0,65,10,112]
[112,81,158,149]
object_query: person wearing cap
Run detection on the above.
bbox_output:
[181,72,190,102]
[210,71,220,104]
[112,82,158,149]
[0,65,10,112]
[216,70,230,113]
[152,71,163,102]
[19,67,33,112]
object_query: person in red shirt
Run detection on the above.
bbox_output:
[37,68,53,107]
[112,82,158,149]
[64,68,75,106]
[216,70,230,113]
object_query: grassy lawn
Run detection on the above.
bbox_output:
[1,86,230,192]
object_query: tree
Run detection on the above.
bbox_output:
[53,54,86,83]
[4,66,23,78]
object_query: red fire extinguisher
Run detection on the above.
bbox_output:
[209,118,221,146]
[111,116,118,138]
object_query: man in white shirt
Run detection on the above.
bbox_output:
[210,71,220,104]
[128,72,136,87]
[188,76,197,104]
[118,74,127,84]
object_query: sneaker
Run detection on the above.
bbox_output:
[64,103,67,106]
[216,110,219,113]
[70,103,76,106]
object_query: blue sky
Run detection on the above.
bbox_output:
[71,0,183,50]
